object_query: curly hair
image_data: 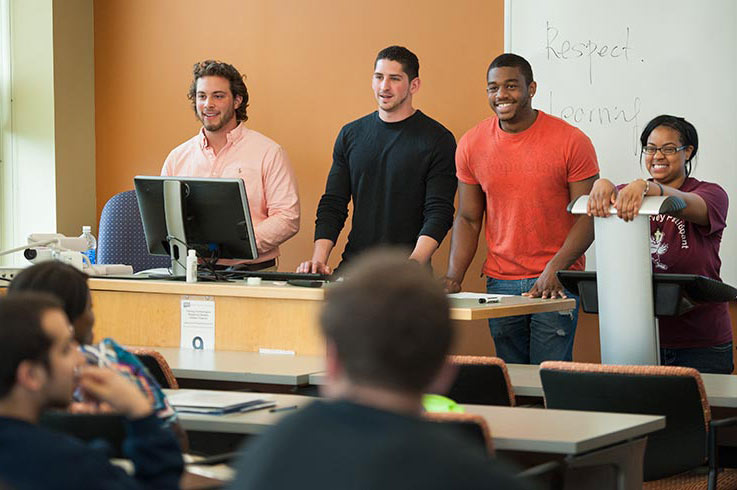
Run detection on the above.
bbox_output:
[187,60,249,122]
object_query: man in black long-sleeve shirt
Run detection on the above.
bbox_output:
[0,293,183,490]
[298,46,457,273]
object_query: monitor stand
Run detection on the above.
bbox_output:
[163,180,188,278]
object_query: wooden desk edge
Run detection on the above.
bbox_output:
[88,278,326,300]
[450,298,576,320]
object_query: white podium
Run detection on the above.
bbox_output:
[567,195,686,365]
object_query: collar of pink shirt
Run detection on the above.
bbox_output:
[197,122,247,151]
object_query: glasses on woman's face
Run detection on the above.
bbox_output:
[642,144,688,156]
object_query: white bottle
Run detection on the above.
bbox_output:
[186,249,198,283]
[80,226,97,265]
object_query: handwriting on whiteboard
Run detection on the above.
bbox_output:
[545,22,634,84]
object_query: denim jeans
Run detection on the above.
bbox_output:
[486,277,580,364]
[660,342,734,374]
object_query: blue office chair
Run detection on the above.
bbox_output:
[97,190,170,272]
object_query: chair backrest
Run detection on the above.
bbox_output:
[446,355,515,406]
[129,348,179,389]
[540,361,710,481]
[424,411,494,457]
[40,411,127,458]
[97,190,170,272]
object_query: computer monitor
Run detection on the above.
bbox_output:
[134,176,258,277]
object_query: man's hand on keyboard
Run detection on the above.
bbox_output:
[296,260,332,275]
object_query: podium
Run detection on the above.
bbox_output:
[562,195,737,365]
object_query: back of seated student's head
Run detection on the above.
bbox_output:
[320,249,453,396]
[0,293,79,409]
[8,262,94,345]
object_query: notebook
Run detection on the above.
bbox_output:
[168,390,275,415]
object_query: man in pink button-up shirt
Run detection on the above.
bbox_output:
[161,60,300,269]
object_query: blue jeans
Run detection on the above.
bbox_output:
[660,342,734,374]
[487,277,580,364]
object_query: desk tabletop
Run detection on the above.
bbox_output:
[168,389,663,455]
[701,373,737,408]
[89,278,326,300]
[448,296,576,320]
[462,404,664,454]
[91,278,575,321]
[128,346,325,385]
[507,364,737,409]
[169,391,311,434]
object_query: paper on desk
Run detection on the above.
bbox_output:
[447,293,513,300]
[181,296,215,350]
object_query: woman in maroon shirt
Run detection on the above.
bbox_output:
[588,115,732,374]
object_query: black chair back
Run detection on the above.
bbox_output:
[540,366,708,481]
[447,357,514,406]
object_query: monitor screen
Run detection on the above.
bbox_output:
[134,176,258,264]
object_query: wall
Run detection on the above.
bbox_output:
[53,0,96,237]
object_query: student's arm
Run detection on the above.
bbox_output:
[253,146,301,253]
[298,239,335,274]
[409,235,440,264]
[524,175,597,298]
[443,182,486,293]
[78,367,184,490]
[609,179,712,225]
[412,131,458,265]
[298,131,351,273]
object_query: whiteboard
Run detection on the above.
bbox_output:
[506,0,737,286]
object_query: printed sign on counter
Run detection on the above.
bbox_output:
[180,296,215,350]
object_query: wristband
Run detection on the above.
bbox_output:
[656,182,664,196]
[642,180,650,197]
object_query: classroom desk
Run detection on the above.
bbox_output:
[127,346,324,385]
[167,389,663,456]
[90,278,575,355]
[506,364,737,409]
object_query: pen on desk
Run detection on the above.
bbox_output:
[478,297,500,304]
[269,405,298,413]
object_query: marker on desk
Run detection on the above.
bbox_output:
[478,297,500,304]
[269,405,298,413]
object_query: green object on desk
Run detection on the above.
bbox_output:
[422,394,465,413]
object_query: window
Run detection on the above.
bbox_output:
[0,0,13,260]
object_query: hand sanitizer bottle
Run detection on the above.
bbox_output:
[186,249,198,283]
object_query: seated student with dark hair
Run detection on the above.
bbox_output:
[8,262,178,426]
[229,249,533,490]
[0,293,183,489]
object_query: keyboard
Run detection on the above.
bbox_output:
[228,270,332,282]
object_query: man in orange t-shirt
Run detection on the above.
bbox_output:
[444,53,599,364]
